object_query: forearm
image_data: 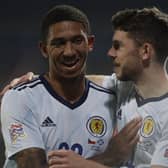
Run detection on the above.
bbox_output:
[84,159,111,168]
[151,166,167,168]
[48,149,112,168]
[13,148,48,168]
[89,151,120,167]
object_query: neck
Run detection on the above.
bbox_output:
[134,63,168,98]
[45,72,86,103]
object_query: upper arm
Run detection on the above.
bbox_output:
[151,120,168,167]
[1,90,44,159]
[151,141,168,168]
[12,147,48,168]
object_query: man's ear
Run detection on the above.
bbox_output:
[140,42,153,61]
[88,35,95,52]
[39,41,48,58]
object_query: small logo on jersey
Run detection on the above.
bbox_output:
[164,149,168,158]
[88,138,96,144]
[97,139,104,145]
[116,109,122,120]
[86,116,107,137]
[41,117,56,127]
[141,116,155,138]
[9,123,26,144]
[88,138,104,145]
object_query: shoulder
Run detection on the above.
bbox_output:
[86,75,107,86]
[12,76,42,91]
[1,76,42,111]
[86,74,118,89]
[88,80,115,95]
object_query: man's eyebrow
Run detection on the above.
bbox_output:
[51,35,83,41]
[51,37,65,42]
[49,38,66,45]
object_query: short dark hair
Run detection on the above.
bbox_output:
[112,7,168,64]
[40,4,91,44]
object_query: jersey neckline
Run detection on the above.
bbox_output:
[39,74,90,109]
[135,90,168,107]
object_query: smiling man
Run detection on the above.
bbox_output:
[0,5,140,168]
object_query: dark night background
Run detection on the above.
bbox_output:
[0,0,168,166]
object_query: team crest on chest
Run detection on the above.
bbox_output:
[86,116,107,137]
[141,116,155,138]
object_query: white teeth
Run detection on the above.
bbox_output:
[63,58,79,67]
[63,60,78,66]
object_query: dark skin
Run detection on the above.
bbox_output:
[12,148,47,168]
[91,118,141,167]
[0,22,141,168]
[2,21,94,168]
[0,74,141,168]
[47,118,141,168]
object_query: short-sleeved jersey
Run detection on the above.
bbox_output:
[103,74,168,167]
[1,74,116,167]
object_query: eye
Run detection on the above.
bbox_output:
[50,39,66,48]
[72,36,84,45]
[112,41,120,50]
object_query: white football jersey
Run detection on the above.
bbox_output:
[103,74,168,167]
[1,75,116,167]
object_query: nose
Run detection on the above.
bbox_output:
[63,42,75,56]
[107,47,116,59]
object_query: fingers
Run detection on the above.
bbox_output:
[0,72,35,105]
[10,72,34,87]
[0,72,34,95]
[103,117,142,164]
[119,117,142,147]
[129,132,140,147]
[48,156,66,165]
[122,117,142,132]
[48,150,73,168]
[48,150,68,166]
[120,117,142,136]
[49,164,66,168]
[48,150,68,159]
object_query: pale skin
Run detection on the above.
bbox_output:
[107,30,168,168]
[108,30,168,99]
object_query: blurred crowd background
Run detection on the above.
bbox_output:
[1,0,168,88]
[0,0,167,166]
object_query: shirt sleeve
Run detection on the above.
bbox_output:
[151,120,168,167]
[102,73,118,90]
[1,89,45,159]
